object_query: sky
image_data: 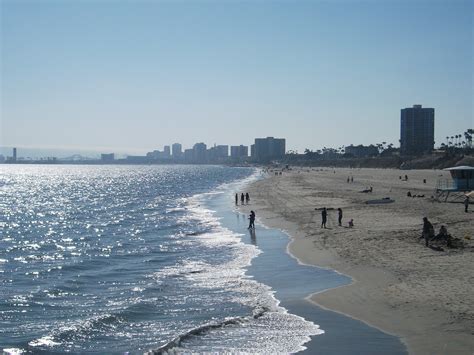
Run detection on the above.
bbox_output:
[1,0,473,155]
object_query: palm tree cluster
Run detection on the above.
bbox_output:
[440,129,473,150]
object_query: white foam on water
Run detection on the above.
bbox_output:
[28,335,61,347]
[155,171,324,353]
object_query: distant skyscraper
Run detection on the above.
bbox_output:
[163,145,171,157]
[13,147,17,162]
[230,145,248,159]
[253,137,286,162]
[193,143,207,163]
[400,105,435,155]
[172,143,182,157]
[184,149,194,163]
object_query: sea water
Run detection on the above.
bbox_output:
[0,165,321,354]
[0,164,406,354]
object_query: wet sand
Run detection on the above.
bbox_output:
[239,168,473,355]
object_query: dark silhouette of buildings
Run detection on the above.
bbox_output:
[13,148,17,162]
[163,145,171,158]
[400,105,434,155]
[193,143,207,163]
[230,145,248,160]
[208,145,228,162]
[251,137,285,162]
[101,153,115,162]
[172,143,182,158]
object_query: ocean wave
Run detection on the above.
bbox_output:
[149,306,271,354]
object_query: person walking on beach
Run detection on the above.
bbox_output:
[422,217,434,247]
[235,193,238,205]
[337,208,343,226]
[464,196,470,213]
[248,210,256,229]
[321,208,327,228]
[245,192,250,204]
[241,193,245,205]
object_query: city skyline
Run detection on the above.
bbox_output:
[1,1,472,153]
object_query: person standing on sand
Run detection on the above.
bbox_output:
[235,193,238,205]
[321,208,327,228]
[245,192,250,204]
[248,210,255,229]
[464,196,470,213]
[422,217,434,247]
[241,193,245,205]
[337,208,343,226]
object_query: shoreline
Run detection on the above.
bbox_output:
[239,167,473,355]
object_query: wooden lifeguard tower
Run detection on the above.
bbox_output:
[435,166,474,202]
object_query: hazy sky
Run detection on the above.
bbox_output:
[1,0,473,154]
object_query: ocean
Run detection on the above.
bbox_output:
[0,165,406,354]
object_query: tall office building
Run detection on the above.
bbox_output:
[252,137,286,162]
[230,145,248,159]
[163,145,171,157]
[12,148,17,162]
[400,105,435,155]
[193,143,207,163]
[172,143,182,157]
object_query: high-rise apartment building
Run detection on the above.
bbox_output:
[163,145,171,157]
[193,143,207,163]
[400,105,435,155]
[230,145,248,159]
[172,143,182,157]
[252,137,286,162]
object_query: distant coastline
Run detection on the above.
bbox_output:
[3,152,473,170]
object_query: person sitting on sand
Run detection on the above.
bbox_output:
[421,217,435,247]
[348,219,354,228]
[433,225,453,247]
[407,191,412,197]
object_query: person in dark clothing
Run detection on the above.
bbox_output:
[421,217,434,247]
[321,208,327,228]
[245,192,250,204]
[464,196,470,213]
[241,193,245,205]
[235,193,238,205]
[337,208,343,226]
[248,210,255,229]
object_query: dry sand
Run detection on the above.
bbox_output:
[239,168,473,355]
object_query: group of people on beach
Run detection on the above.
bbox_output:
[320,207,353,228]
[235,192,250,205]
[421,217,455,248]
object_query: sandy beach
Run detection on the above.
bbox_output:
[239,168,473,355]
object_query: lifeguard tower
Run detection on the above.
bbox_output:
[435,166,474,202]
